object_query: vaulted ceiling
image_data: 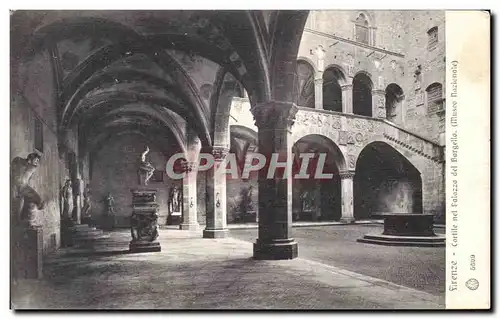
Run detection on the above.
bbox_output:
[11,10,308,157]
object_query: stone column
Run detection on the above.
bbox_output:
[314,76,324,110]
[340,170,355,223]
[251,101,298,260]
[341,84,353,114]
[372,89,386,119]
[180,161,199,230]
[203,146,229,238]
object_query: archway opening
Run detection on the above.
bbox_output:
[353,73,373,117]
[354,142,422,220]
[323,67,345,112]
[385,83,404,123]
[297,60,316,108]
[227,126,258,224]
[292,135,345,222]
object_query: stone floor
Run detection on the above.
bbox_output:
[11,226,445,310]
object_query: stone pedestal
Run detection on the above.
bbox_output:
[357,213,445,247]
[129,189,161,253]
[11,225,43,279]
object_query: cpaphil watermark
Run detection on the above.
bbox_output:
[166,152,338,180]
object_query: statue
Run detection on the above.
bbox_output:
[300,190,314,212]
[168,186,182,214]
[81,184,92,220]
[137,146,155,186]
[60,179,73,220]
[104,193,115,216]
[11,152,44,226]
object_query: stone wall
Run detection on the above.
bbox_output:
[11,50,84,254]
[299,10,446,144]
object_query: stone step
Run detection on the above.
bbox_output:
[363,234,445,243]
[71,227,99,233]
[357,235,445,247]
[73,233,111,242]
[72,230,105,238]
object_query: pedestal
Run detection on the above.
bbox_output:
[357,213,445,247]
[129,189,161,253]
[11,225,43,279]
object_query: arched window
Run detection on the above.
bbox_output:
[353,73,373,117]
[427,27,438,51]
[385,84,404,124]
[426,83,443,113]
[297,60,316,108]
[355,14,370,45]
[323,67,345,112]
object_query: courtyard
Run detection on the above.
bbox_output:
[11,224,444,309]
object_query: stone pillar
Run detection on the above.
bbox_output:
[372,89,386,119]
[251,101,298,260]
[314,76,324,110]
[203,146,229,238]
[180,161,199,230]
[340,170,355,223]
[341,84,353,114]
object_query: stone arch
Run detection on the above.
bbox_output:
[352,71,373,117]
[354,141,423,220]
[296,59,316,108]
[385,83,404,124]
[323,65,347,112]
[297,56,318,73]
[292,134,345,222]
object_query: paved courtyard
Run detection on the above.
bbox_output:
[230,224,445,296]
[11,225,444,310]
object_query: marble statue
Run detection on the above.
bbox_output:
[11,152,45,226]
[81,184,92,219]
[137,146,155,186]
[60,179,73,220]
[104,193,115,216]
[168,186,182,213]
[300,190,314,212]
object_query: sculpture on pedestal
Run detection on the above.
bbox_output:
[137,146,155,186]
[168,186,182,214]
[129,146,161,253]
[60,179,73,221]
[11,152,45,227]
[104,192,115,216]
[81,184,92,222]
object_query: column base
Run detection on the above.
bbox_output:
[253,239,298,260]
[340,217,355,224]
[203,228,229,238]
[179,223,199,230]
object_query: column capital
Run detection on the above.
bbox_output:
[341,84,353,91]
[314,77,323,83]
[371,89,385,96]
[212,146,229,161]
[251,100,298,130]
[339,170,356,179]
